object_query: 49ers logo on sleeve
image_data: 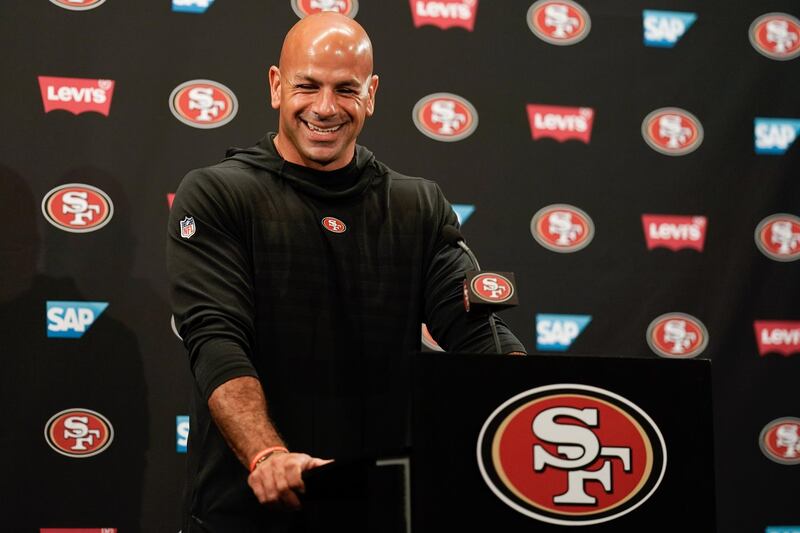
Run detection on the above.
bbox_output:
[759,417,800,465]
[642,107,703,156]
[526,104,594,143]
[291,0,358,19]
[527,0,591,46]
[754,321,800,357]
[749,13,800,61]
[755,214,800,262]
[471,273,514,303]
[477,384,666,526]
[646,312,709,358]
[642,214,707,251]
[412,93,478,142]
[322,216,347,233]
[50,0,107,10]
[38,77,115,116]
[42,184,114,233]
[169,79,238,129]
[410,0,478,31]
[531,204,594,253]
[45,408,114,458]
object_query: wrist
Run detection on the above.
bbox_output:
[249,446,289,472]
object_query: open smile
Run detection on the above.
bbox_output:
[301,119,344,135]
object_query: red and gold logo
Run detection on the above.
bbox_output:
[646,312,709,359]
[321,216,347,233]
[412,93,478,142]
[531,204,594,253]
[749,13,800,61]
[291,0,358,19]
[169,79,238,129]
[527,0,591,46]
[45,408,114,458]
[759,417,800,464]
[755,214,800,262]
[49,0,107,11]
[641,107,703,156]
[41,183,113,233]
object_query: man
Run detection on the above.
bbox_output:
[167,12,525,532]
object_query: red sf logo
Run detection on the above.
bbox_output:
[759,417,800,464]
[291,0,359,18]
[642,107,704,156]
[749,13,800,61]
[642,214,707,252]
[49,0,107,10]
[471,273,514,303]
[322,216,347,233]
[755,213,800,262]
[412,93,478,142]
[45,408,114,458]
[531,204,594,253]
[41,183,114,233]
[169,79,238,129]
[478,384,666,525]
[410,0,478,31]
[38,76,115,116]
[754,320,800,357]
[527,0,591,46]
[646,312,709,358]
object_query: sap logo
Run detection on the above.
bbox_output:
[766,527,800,533]
[643,10,697,47]
[755,118,800,154]
[176,416,190,453]
[172,0,214,13]
[47,301,108,338]
[452,204,475,225]
[536,314,591,351]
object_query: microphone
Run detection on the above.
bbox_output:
[441,225,520,354]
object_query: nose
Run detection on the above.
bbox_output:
[311,87,337,120]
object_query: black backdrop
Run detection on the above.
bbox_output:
[1,1,798,531]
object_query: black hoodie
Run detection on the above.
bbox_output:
[166,133,525,531]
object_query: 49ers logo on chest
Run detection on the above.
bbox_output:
[646,312,709,358]
[531,204,594,253]
[169,79,238,129]
[642,107,704,156]
[45,408,114,458]
[291,0,359,19]
[527,0,591,46]
[42,183,114,233]
[412,93,478,142]
[321,216,347,233]
[749,13,800,61]
[477,384,667,526]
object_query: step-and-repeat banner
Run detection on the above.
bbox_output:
[1,1,798,531]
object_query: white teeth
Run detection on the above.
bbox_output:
[306,122,341,133]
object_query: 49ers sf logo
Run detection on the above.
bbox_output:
[471,273,514,303]
[291,0,359,19]
[749,13,800,61]
[531,204,594,253]
[477,384,667,526]
[45,408,114,458]
[412,93,478,142]
[755,213,800,262]
[759,417,800,465]
[169,79,238,129]
[322,216,347,233]
[647,312,709,358]
[642,107,703,156]
[527,0,591,46]
[50,0,107,10]
[42,183,114,233]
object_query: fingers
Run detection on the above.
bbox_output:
[248,452,330,510]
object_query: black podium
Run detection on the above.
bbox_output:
[409,353,715,532]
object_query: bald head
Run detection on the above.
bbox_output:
[279,12,373,76]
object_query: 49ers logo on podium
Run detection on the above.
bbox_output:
[642,107,703,156]
[646,312,709,358]
[45,408,114,458]
[471,273,514,303]
[527,0,591,46]
[755,214,800,262]
[321,216,347,233]
[291,0,359,19]
[477,384,667,526]
[412,93,478,142]
[42,184,114,233]
[759,417,800,465]
[749,13,800,61]
[169,79,238,129]
[50,0,107,10]
[531,204,594,253]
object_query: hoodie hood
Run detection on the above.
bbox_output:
[223,133,381,200]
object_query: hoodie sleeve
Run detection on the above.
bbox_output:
[166,168,258,400]
[422,185,526,355]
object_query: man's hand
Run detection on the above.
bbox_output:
[248,452,332,509]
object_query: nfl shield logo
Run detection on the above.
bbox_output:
[180,216,196,239]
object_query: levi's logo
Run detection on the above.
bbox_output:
[526,104,594,143]
[410,0,478,31]
[754,321,800,357]
[38,76,115,116]
[642,214,707,251]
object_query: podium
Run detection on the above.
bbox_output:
[410,353,715,532]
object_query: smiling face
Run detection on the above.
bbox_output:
[270,13,379,171]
